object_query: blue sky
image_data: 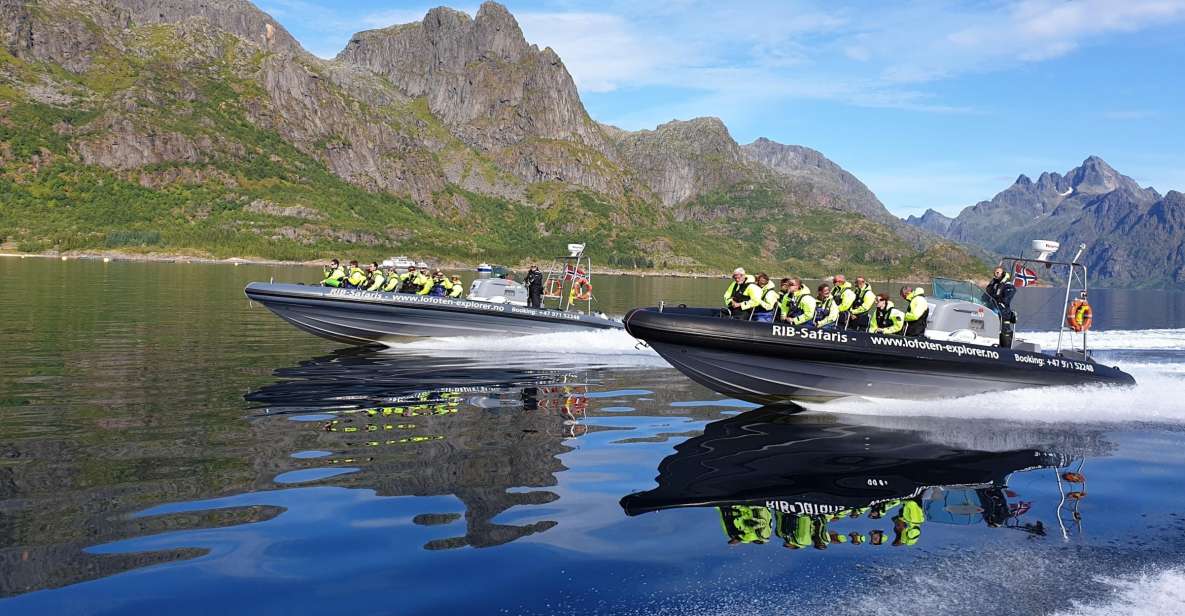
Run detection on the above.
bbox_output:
[257,0,1185,217]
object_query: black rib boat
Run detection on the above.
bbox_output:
[624,306,1134,403]
[625,244,1135,402]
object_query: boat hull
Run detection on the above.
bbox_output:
[624,307,1135,402]
[245,282,622,345]
[621,407,1069,516]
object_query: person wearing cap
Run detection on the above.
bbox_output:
[448,275,464,298]
[423,270,451,296]
[320,258,346,287]
[344,260,367,288]
[524,265,544,309]
[900,285,929,337]
[364,262,386,292]
[831,274,857,328]
[870,292,905,335]
[723,267,762,319]
[848,276,876,330]
[779,277,817,327]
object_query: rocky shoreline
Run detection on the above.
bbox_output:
[0,250,726,279]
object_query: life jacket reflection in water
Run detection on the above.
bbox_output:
[719,506,772,544]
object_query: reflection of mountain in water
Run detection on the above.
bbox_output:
[622,407,1101,549]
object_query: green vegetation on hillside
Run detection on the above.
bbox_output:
[0,13,986,279]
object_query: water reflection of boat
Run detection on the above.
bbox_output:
[621,407,1071,548]
[244,350,600,549]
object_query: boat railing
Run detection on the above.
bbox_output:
[1002,243,1089,357]
[541,243,596,314]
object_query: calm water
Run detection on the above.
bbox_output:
[2,258,1185,615]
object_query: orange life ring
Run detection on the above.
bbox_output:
[543,279,563,298]
[1066,299,1093,332]
[571,280,592,302]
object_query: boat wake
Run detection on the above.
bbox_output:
[1019,327,1185,351]
[387,329,667,368]
[813,360,1185,424]
[1051,567,1185,616]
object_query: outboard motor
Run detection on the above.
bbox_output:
[999,310,1017,349]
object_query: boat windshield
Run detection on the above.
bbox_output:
[931,277,1001,312]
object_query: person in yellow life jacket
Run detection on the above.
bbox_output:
[752,273,779,322]
[381,268,401,292]
[424,271,451,296]
[718,505,772,545]
[900,286,929,337]
[779,277,817,327]
[870,293,905,335]
[321,259,346,287]
[831,274,857,328]
[448,275,464,298]
[776,512,814,549]
[723,268,762,319]
[848,276,875,330]
[892,498,925,547]
[365,262,386,291]
[345,260,367,289]
[811,514,833,550]
[397,266,426,294]
[814,283,839,329]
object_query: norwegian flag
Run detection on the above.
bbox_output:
[1013,262,1038,287]
[564,264,588,283]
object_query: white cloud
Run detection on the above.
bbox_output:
[515,12,676,93]
[259,1,1185,118]
[867,0,1185,84]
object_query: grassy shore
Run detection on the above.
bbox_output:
[3,249,980,284]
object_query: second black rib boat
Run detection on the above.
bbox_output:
[624,306,1134,403]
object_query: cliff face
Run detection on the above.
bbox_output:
[905,156,1184,285]
[612,117,757,208]
[741,138,893,222]
[337,2,627,198]
[0,0,984,277]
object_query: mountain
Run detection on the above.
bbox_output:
[904,209,954,236]
[741,137,893,223]
[0,0,981,277]
[905,156,1184,285]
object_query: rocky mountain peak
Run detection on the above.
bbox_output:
[1015,174,1032,186]
[335,1,617,193]
[116,0,304,54]
[904,208,954,235]
[473,1,528,61]
[1066,155,1125,194]
[741,137,894,222]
